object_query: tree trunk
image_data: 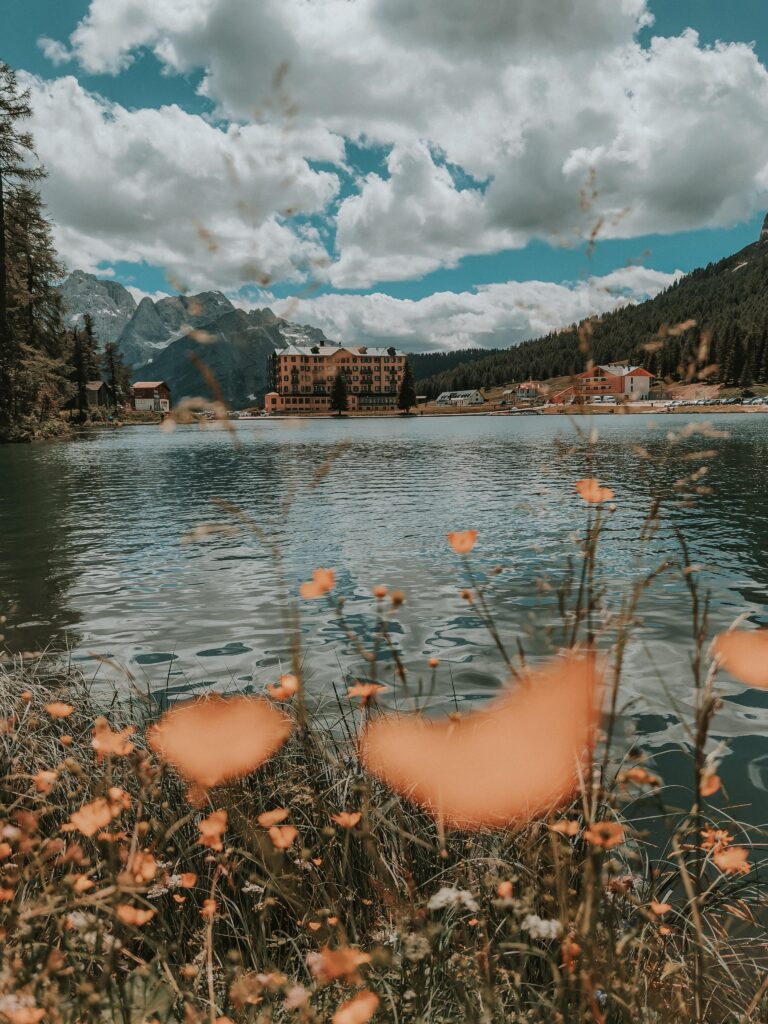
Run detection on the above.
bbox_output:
[0,172,8,351]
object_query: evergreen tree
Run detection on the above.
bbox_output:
[397,358,416,413]
[330,371,348,415]
[71,316,99,422]
[102,341,132,407]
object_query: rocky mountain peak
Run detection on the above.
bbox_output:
[58,270,137,345]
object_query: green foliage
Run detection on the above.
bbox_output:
[330,371,348,414]
[416,240,768,396]
[102,340,132,407]
[397,358,416,412]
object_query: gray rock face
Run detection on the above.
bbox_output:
[58,270,137,345]
[760,213,768,242]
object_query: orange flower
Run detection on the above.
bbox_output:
[307,921,322,932]
[390,590,405,608]
[447,530,478,554]
[268,825,298,850]
[68,798,114,837]
[347,682,388,706]
[428,658,439,669]
[34,770,58,794]
[198,809,227,851]
[701,827,733,852]
[147,694,292,789]
[333,990,380,1024]
[92,717,135,761]
[649,901,672,917]
[117,905,156,926]
[496,880,513,899]
[549,819,580,837]
[332,812,362,829]
[201,898,217,920]
[360,652,602,830]
[712,629,768,688]
[3,1008,46,1024]
[584,821,625,850]
[300,568,335,599]
[306,946,372,986]
[126,850,157,884]
[71,874,94,894]
[0,887,15,901]
[258,808,289,828]
[713,847,750,875]
[20,691,33,702]
[179,872,197,887]
[266,674,299,701]
[372,585,387,599]
[0,843,11,860]
[620,766,659,787]
[108,787,131,813]
[700,773,721,797]
[575,478,614,504]
[561,939,581,976]
[45,702,74,719]
[60,735,73,747]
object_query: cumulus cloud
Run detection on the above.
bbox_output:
[33,0,768,292]
[271,266,680,352]
[24,74,341,290]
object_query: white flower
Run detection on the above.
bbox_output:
[521,914,564,941]
[241,882,265,894]
[427,886,479,913]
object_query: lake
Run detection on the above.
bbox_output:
[1,414,767,817]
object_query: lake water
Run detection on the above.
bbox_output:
[1,415,767,816]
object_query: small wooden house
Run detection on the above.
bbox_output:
[132,381,171,412]
[85,381,115,408]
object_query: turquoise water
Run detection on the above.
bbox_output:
[1,415,767,814]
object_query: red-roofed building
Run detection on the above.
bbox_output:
[132,381,171,412]
[552,365,654,404]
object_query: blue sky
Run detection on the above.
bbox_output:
[5,0,768,349]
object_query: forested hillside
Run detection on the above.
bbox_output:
[416,239,768,396]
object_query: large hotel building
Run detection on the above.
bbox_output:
[265,344,407,414]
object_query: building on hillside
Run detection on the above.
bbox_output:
[85,381,115,408]
[265,345,407,414]
[551,365,654,404]
[503,381,549,406]
[132,381,171,412]
[435,389,485,407]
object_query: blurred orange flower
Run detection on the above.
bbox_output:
[201,898,217,920]
[258,808,289,827]
[300,568,335,599]
[306,946,372,986]
[347,682,387,706]
[496,880,513,899]
[700,773,721,797]
[712,629,768,688]
[147,695,292,789]
[117,905,156,926]
[701,827,733,852]
[92,717,136,761]
[268,825,298,850]
[713,847,750,875]
[34,770,58,794]
[333,990,380,1024]
[549,819,580,837]
[71,874,94,893]
[127,850,157,884]
[179,872,197,887]
[584,821,625,850]
[447,530,478,554]
[198,809,227,851]
[68,798,114,837]
[266,674,299,701]
[359,652,601,829]
[649,901,672,917]
[332,812,361,829]
[3,1008,45,1024]
[372,585,387,598]
[575,478,614,504]
[428,657,439,669]
[620,766,659,787]
[45,702,74,719]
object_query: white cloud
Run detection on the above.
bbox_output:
[24,74,341,290]
[271,266,680,352]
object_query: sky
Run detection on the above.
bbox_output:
[5,0,768,351]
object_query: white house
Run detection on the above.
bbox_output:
[435,390,485,407]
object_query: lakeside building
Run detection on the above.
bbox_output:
[552,365,654,404]
[435,389,485,407]
[265,344,407,414]
[132,381,171,412]
[85,381,115,409]
[503,381,549,406]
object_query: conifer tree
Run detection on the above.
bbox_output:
[397,358,416,413]
[71,314,100,422]
[330,371,348,415]
[102,340,132,407]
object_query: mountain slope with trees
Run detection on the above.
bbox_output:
[416,239,768,397]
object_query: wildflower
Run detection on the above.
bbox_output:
[92,717,135,761]
[284,985,310,1011]
[428,657,439,668]
[0,887,14,901]
[300,568,335,599]
[496,880,514,899]
[266,674,299,701]
[347,682,387,705]
[108,787,131,813]
[584,821,625,850]
[198,810,227,851]
[60,735,73,747]
[549,819,580,837]
[333,990,380,1024]
[522,914,564,940]
[561,938,581,975]
[701,827,733,852]
[575,478,615,504]
[201,898,217,920]
[45,702,74,719]
[179,872,197,887]
[713,847,751,875]
[258,808,289,827]
[619,766,659,787]
[649,901,672,916]
[332,812,362,829]
[19,691,32,702]
[34,770,58,794]
[0,842,10,860]
[116,905,156,926]
[427,886,479,913]
[700,773,721,797]
[460,588,474,603]
[71,874,94,894]
[67,798,114,837]
[306,946,371,986]
[268,825,298,850]
[0,1000,46,1024]
[712,629,768,688]
[360,652,601,829]
[126,850,157,884]
[147,694,292,788]
[372,585,387,598]
[402,932,431,962]
[447,530,478,554]
[390,590,405,608]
